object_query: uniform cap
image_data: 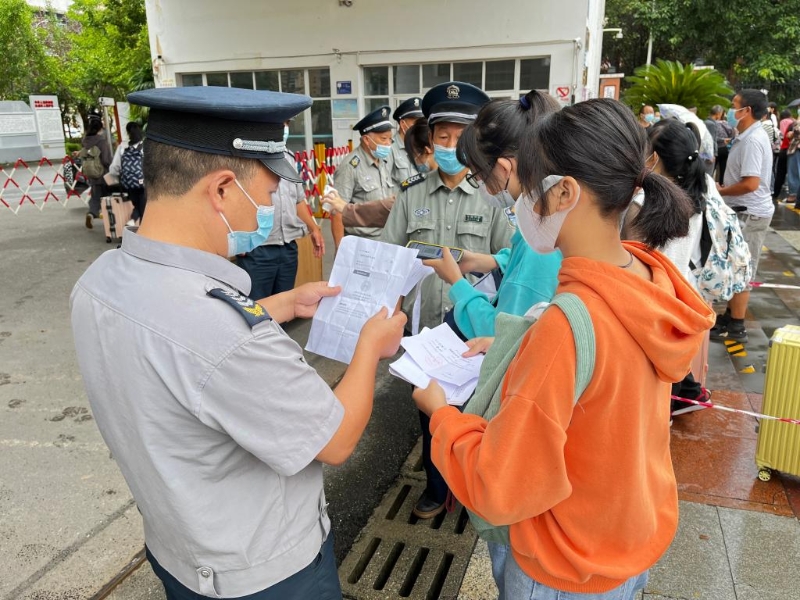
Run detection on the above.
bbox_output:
[127,87,312,182]
[422,82,490,126]
[353,105,393,135]
[393,97,424,122]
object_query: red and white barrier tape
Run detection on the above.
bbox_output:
[671,394,800,425]
[750,281,800,291]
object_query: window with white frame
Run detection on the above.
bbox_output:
[178,68,333,152]
[362,58,551,110]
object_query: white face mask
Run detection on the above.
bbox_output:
[516,175,580,254]
[477,180,515,209]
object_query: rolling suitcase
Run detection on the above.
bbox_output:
[755,324,800,481]
[100,194,133,243]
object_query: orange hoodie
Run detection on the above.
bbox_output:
[429,242,715,593]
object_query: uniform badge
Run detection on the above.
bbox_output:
[381,108,388,117]
[414,207,431,217]
[504,207,517,228]
[207,288,271,328]
[401,173,424,189]
[413,98,420,107]
[350,155,360,167]
[464,214,484,223]
[446,85,460,99]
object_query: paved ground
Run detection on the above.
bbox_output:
[2,198,800,600]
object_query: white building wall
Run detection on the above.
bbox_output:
[145,0,605,147]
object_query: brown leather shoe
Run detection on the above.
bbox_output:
[412,491,445,519]
[85,212,94,229]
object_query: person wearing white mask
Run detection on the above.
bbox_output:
[420,90,563,340]
[412,98,715,599]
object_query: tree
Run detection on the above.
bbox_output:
[605,0,800,86]
[0,0,49,100]
[623,60,733,117]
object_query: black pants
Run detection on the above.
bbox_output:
[716,146,729,184]
[671,372,703,400]
[125,187,147,221]
[419,410,449,504]
[88,182,107,217]
[773,149,788,198]
[236,241,299,299]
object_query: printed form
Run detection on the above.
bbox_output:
[306,236,432,364]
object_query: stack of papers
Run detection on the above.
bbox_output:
[389,324,483,406]
[306,236,433,364]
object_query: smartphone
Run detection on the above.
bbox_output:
[406,240,464,262]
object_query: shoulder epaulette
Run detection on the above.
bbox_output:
[350,155,360,167]
[401,173,424,190]
[207,288,271,328]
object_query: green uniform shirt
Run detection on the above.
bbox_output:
[389,135,414,186]
[380,170,513,330]
[336,144,395,239]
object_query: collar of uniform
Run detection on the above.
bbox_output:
[356,143,382,166]
[428,168,476,195]
[121,229,252,296]
[733,121,762,145]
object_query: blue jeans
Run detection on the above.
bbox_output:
[236,241,299,299]
[787,152,800,198]
[146,533,342,600]
[499,549,648,600]
[488,542,509,598]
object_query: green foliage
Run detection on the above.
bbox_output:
[127,59,154,124]
[0,0,49,100]
[605,0,800,85]
[623,60,733,117]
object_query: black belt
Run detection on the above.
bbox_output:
[731,206,748,213]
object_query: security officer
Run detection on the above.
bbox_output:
[70,86,405,600]
[390,97,424,185]
[380,81,512,520]
[330,105,395,239]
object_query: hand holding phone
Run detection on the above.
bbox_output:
[406,240,464,262]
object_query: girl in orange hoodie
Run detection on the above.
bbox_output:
[413,99,715,599]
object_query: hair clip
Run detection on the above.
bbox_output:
[519,96,531,110]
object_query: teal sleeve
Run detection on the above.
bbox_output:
[494,248,511,273]
[449,278,497,339]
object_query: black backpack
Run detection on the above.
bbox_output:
[120,142,144,190]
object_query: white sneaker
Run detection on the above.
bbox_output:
[126,219,136,226]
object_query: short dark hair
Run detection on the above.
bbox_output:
[126,122,143,144]
[518,98,693,249]
[143,139,258,198]
[648,119,707,214]
[87,119,103,136]
[404,119,431,162]
[780,109,792,120]
[456,90,560,191]
[737,89,768,120]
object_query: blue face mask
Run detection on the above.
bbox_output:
[416,162,431,174]
[434,144,466,175]
[644,114,655,123]
[727,107,743,128]
[220,180,275,257]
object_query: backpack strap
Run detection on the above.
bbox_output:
[549,293,596,403]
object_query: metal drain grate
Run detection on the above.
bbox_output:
[339,441,477,599]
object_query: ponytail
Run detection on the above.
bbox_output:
[631,171,693,248]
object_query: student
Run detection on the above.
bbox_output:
[423,90,562,339]
[412,98,715,599]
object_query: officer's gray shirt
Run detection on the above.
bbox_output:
[70,231,344,597]
[336,144,394,239]
[390,135,414,186]
[264,154,309,245]
[723,122,775,219]
[380,170,513,329]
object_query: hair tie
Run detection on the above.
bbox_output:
[687,150,699,162]
[636,170,649,188]
[519,96,531,110]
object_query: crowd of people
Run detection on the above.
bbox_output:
[70,81,793,600]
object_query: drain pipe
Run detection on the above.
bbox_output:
[572,37,583,105]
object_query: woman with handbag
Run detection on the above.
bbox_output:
[413,99,714,599]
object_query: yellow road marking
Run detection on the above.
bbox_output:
[784,271,795,277]
[726,343,745,354]
[739,365,756,374]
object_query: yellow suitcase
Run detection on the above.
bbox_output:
[755,325,800,482]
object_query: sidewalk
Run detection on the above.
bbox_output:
[458,205,800,600]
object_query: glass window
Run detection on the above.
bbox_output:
[520,57,551,91]
[286,114,306,153]
[181,73,203,87]
[393,65,420,94]
[422,63,450,88]
[364,66,389,96]
[255,71,280,91]
[365,97,390,113]
[485,60,515,91]
[308,68,331,97]
[453,62,482,87]
[206,72,229,87]
[229,72,254,89]
[281,70,305,94]
[311,100,333,146]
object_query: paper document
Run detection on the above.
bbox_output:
[389,324,484,406]
[306,236,432,364]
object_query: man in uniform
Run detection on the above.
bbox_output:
[330,105,395,240]
[237,120,325,298]
[380,81,513,519]
[70,86,406,599]
[389,97,424,186]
